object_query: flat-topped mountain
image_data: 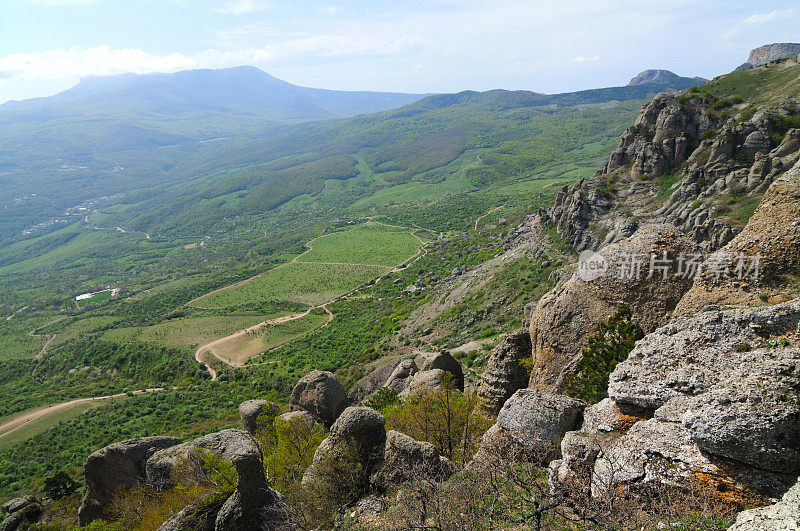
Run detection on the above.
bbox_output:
[737,42,800,70]
[627,69,706,87]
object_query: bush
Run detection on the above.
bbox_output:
[562,304,643,404]
[41,471,78,500]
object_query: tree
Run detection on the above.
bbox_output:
[562,304,643,404]
[42,470,78,500]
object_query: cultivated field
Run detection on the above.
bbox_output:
[299,223,421,266]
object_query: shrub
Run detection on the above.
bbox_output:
[41,471,78,500]
[563,304,643,404]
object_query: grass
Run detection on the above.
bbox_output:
[76,290,112,306]
[191,261,388,309]
[0,399,109,451]
[207,311,329,365]
[299,223,421,266]
[101,314,281,351]
[694,59,800,107]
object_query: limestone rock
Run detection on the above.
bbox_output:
[383,359,418,394]
[289,370,349,428]
[729,478,800,530]
[78,436,180,525]
[414,350,464,391]
[146,429,259,491]
[239,399,280,435]
[399,369,449,398]
[743,43,800,68]
[348,356,402,402]
[1,495,41,531]
[378,430,450,485]
[275,410,317,429]
[676,162,800,314]
[528,224,698,392]
[475,390,584,463]
[476,328,531,415]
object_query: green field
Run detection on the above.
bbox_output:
[101,314,282,351]
[299,223,422,266]
[208,311,329,365]
[191,261,388,309]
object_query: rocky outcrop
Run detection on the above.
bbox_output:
[78,436,180,525]
[729,478,800,530]
[476,328,531,415]
[348,357,402,402]
[1,496,41,531]
[414,350,464,391]
[399,369,449,398]
[556,301,800,504]
[528,224,697,392]
[377,430,452,485]
[675,161,800,314]
[289,370,349,428]
[475,389,584,463]
[239,399,280,435]
[739,43,800,70]
[535,77,800,255]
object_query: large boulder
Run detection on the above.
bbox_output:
[528,224,698,392]
[239,399,280,435]
[78,436,180,525]
[729,478,800,530]
[146,429,260,491]
[476,328,532,415]
[564,301,800,503]
[377,430,451,486]
[414,350,464,391]
[289,370,349,428]
[675,161,800,314]
[348,356,403,402]
[399,369,449,398]
[0,496,41,531]
[475,389,584,463]
[383,359,418,394]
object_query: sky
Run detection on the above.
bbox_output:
[0,0,798,103]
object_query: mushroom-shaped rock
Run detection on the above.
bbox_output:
[414,350,464,391]
[675,161,800,314]
[476,328,532,415]
[239,399,280,435]
[289,370,349,428]
[528,224,698,392]
[475,390,584,464]
[78,436,180,526]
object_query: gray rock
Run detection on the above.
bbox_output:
[348,357,402,401]
[289,370,348,428]
[475,390,584,463]
[414,350,464,391]
[476,328,532,415]
[399,369,448,398]
[146,429,257,491]
[275,410,317,429]
[729,478,800,530]
[0,495,41,531]
[378,430,450,485]
[383,359,418,393]
[239,400,280,435]
[78,436,180,525]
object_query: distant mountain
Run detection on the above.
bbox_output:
[736,43,800,70]
[626,69,707,87]
[0,66,425,126]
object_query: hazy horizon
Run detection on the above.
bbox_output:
[0,1,797,104]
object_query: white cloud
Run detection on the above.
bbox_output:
[573,56,600,63]
[743,9,791,26]
[214,0,274,15]
[319,4,342,16]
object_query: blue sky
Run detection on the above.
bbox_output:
[0,0,798,103]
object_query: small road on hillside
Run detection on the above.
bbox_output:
[0,388,165,443]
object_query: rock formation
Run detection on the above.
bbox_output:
[476,328,532,415]
[675,160,800,314]
[1,495,41,531]
[626,69,706,87]
[554,301,800,504]
[377,430,452,485]
[475,389,584,463]
[729,479,800,530]
[239,399,280,435]
[528,224,697,392]
[738,43,800,70]
[78,436,180,525]
[289,370,349,428]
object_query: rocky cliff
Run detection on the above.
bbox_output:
[738,42,800,70]
[537,54,800,254]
